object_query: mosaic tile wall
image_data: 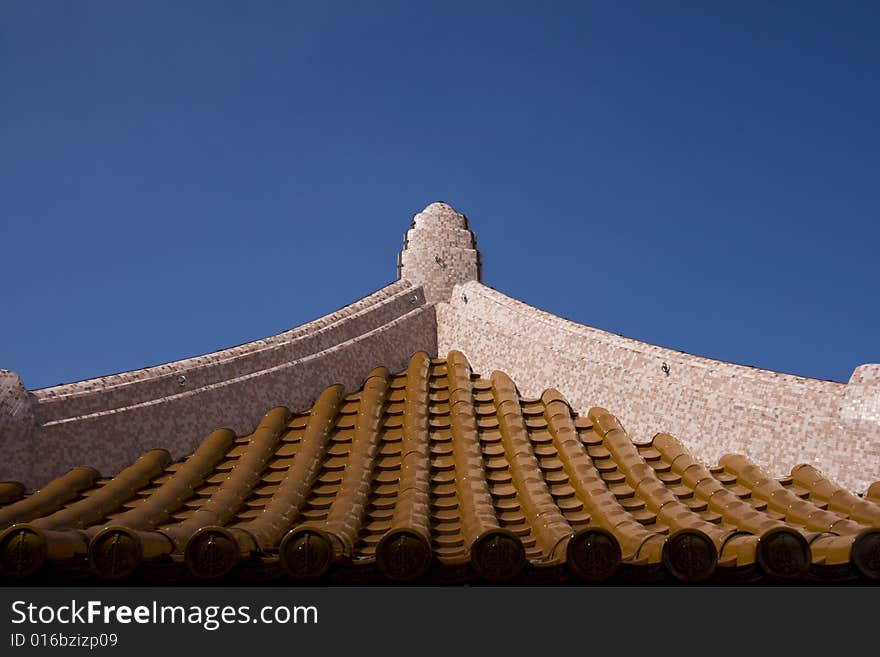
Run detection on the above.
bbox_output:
[2,282,438,489]
[436,281,880,494]
[836,364,880,488]
[0,370,36,487]
[32,279,421,421]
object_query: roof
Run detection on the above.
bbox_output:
[2,351,878,585]
[2,201,878,497]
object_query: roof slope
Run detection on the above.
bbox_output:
[3,201,878,496]
[1,352,878,585]
[2,279,437,489]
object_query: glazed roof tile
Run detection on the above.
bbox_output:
[1,351,878,585]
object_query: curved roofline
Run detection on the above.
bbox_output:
[33,279,420,396]
[2,200,877,496]
[437,279,878,494]
[470,280,846,386]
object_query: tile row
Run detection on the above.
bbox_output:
[1,351,878,584]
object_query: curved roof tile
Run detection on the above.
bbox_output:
[1,351,878,585]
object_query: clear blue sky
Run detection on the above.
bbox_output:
[2,1,878,389]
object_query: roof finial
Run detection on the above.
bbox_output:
[397,201,481,304]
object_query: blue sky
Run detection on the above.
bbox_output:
[1,1,878,389]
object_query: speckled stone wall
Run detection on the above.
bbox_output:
[436,281,879,494]
[27,307,436,487]
[3,282,438,489]
[835,364,880,485]
[32,280,424,423]
[0,370,36,486]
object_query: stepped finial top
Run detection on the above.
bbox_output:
[414,201,469,229]
[397,201,481,304]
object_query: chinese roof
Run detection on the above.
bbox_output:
[1,202,878,584]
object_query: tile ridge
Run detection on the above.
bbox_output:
[453,281,846,387]
[32,279,421,400]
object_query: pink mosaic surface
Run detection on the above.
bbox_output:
[2,282,437,488]
[397,202,482,304]
[437,281,880,494]
[32,279,422,419]
[2,201,877,494]
[0,371,36,485]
